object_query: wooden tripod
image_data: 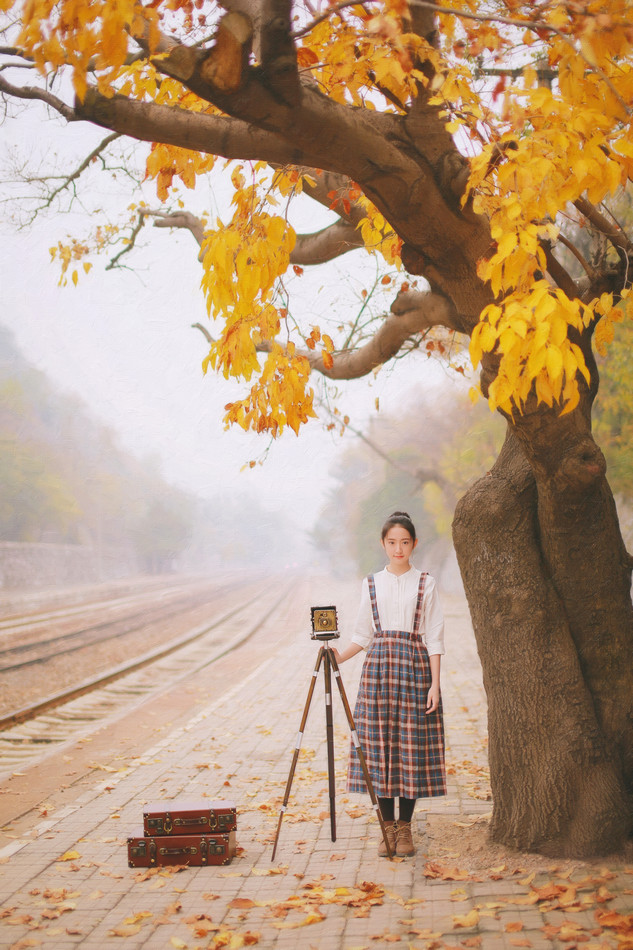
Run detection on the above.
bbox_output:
[271,641,393,860]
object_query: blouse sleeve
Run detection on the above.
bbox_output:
[423,574,445,656]
[351,577,374,649]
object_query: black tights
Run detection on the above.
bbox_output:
[378,796,416,823]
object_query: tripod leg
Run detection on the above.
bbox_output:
[271,646,325,861]
[323,646,337,842]
[328,650,393,860]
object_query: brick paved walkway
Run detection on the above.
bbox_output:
[1,578,632,949]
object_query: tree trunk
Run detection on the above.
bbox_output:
[453,426,633,857]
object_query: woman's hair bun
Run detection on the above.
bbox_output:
[382,510,416,541]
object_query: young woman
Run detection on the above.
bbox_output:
[333,511,446,857]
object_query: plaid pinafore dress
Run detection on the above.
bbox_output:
[347,573,447,799]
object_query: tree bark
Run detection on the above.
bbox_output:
[453,425,633,856]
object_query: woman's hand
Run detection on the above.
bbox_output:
[330,642,363,665]
[426,682,440,714]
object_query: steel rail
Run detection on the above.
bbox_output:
[0,577,201,630]
[0,580,244,672]
[0,581,289,732]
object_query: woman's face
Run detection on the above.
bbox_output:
[381,525,417,568]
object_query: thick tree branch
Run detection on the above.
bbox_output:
[76,91,314,166]
[290,219,364,264]
[0,75,76,121]
[138,16,492,285]
[144,204,362,265]
[147,209,206,246]
[259,0,300,105]
[543,243,580,299]
[574,196,633,260]
[194,290,461,380]
[390,288,465,333]
[62,8,491,319]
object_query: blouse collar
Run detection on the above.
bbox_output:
[384,563,418,578]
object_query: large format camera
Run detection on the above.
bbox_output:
[310,606,339,641]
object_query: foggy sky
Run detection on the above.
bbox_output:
[1,111,450,540]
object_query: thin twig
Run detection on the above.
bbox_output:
[409,0,632,116]
[292,0,372,38]
[34,132,121,213]
[106,210,147,270]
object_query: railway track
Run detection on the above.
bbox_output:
[0,575,298,776]
[0,576,241,669]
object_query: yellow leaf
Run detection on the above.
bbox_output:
[109,924,143,936]
[545,346,563,383]
[124,912,153,924]
[453,909,480,928]
[57,850,81,862]
[274,911,326,929]
[559,383,580,416]
[496,232,517,260]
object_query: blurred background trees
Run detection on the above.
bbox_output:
[0,326,297,574]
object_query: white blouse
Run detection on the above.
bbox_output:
[351,565,445,655]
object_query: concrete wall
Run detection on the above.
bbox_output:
[0,542,139,591]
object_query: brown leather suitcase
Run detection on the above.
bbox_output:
[127,828,236,867]
[142,799,237,836]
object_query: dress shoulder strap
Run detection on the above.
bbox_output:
[412,572,428,635]
[366,574,382,633]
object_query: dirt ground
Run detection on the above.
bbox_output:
[427,812,633,875]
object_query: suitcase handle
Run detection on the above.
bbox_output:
[155,815,218,833]
[146,813,233,834]
[159,845,198,856]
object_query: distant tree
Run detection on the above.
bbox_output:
[0,434,83,541]
[134,495,194,572]
[0,330,193,558]
[316,385,503,573]
[592,319,633,550]
[2,1,633,856]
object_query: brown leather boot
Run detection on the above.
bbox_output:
[378,820,397,857]
[395,820,415,856]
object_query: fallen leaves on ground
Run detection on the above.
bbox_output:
[452,909,480,929]
[206,930,260,948]
[596,908,633,943]
[218,877,386,930]
[184,912,217,937]
[424,862,471,881]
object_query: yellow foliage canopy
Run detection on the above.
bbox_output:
[4,0,633,431]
